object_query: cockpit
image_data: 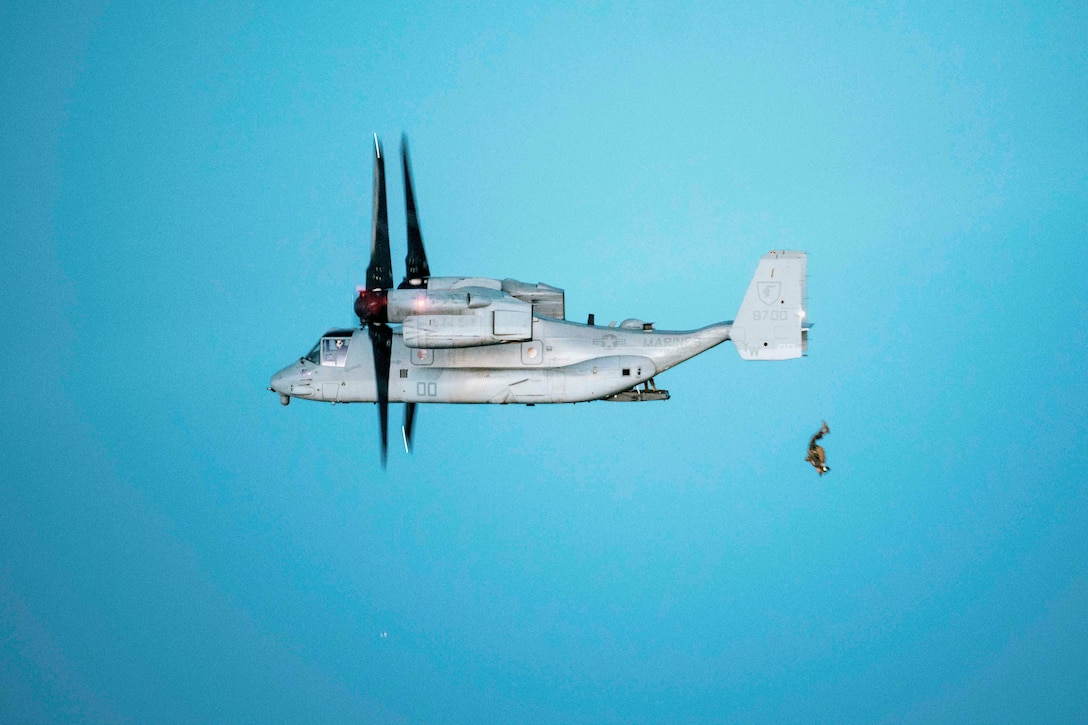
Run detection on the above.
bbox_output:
[304,329,355,367]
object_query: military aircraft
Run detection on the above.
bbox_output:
[270,136,810,464]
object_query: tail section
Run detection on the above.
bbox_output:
[731,250,808,360]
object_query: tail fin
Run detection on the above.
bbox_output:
[730,250,808,360]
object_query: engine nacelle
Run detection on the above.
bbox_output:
[385,286,501,322]
[402,297,534,348]
[384,277,566,323]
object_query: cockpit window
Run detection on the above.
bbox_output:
[305,340,321,364]
[320,336,351,367]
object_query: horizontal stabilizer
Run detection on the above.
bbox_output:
[731,251,807,360]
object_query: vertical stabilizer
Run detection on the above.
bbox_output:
[730,251,807,360]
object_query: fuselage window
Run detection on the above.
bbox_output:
[321,337,350,367]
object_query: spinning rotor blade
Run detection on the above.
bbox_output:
[396,136,428,453]
[360,135,425,464]
[403,402,417,453]
[399,135,431,288]
[369,323,393,467]
[366,136,393,292]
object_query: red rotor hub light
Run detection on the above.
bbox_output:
[355,288,388,323]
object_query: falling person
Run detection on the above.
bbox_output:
[806,421,830,475]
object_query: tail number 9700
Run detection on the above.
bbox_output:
[752,310,791,321]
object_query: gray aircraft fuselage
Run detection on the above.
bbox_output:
[271,248,808,410]
[270,315,732,406]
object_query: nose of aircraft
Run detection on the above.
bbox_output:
[270,368,289,395]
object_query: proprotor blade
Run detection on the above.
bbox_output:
[367,135,393,292]
[369,322,393,467]
[399,135,430,289]
[402,402,417,453]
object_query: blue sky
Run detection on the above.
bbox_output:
[3,2,1087,722]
